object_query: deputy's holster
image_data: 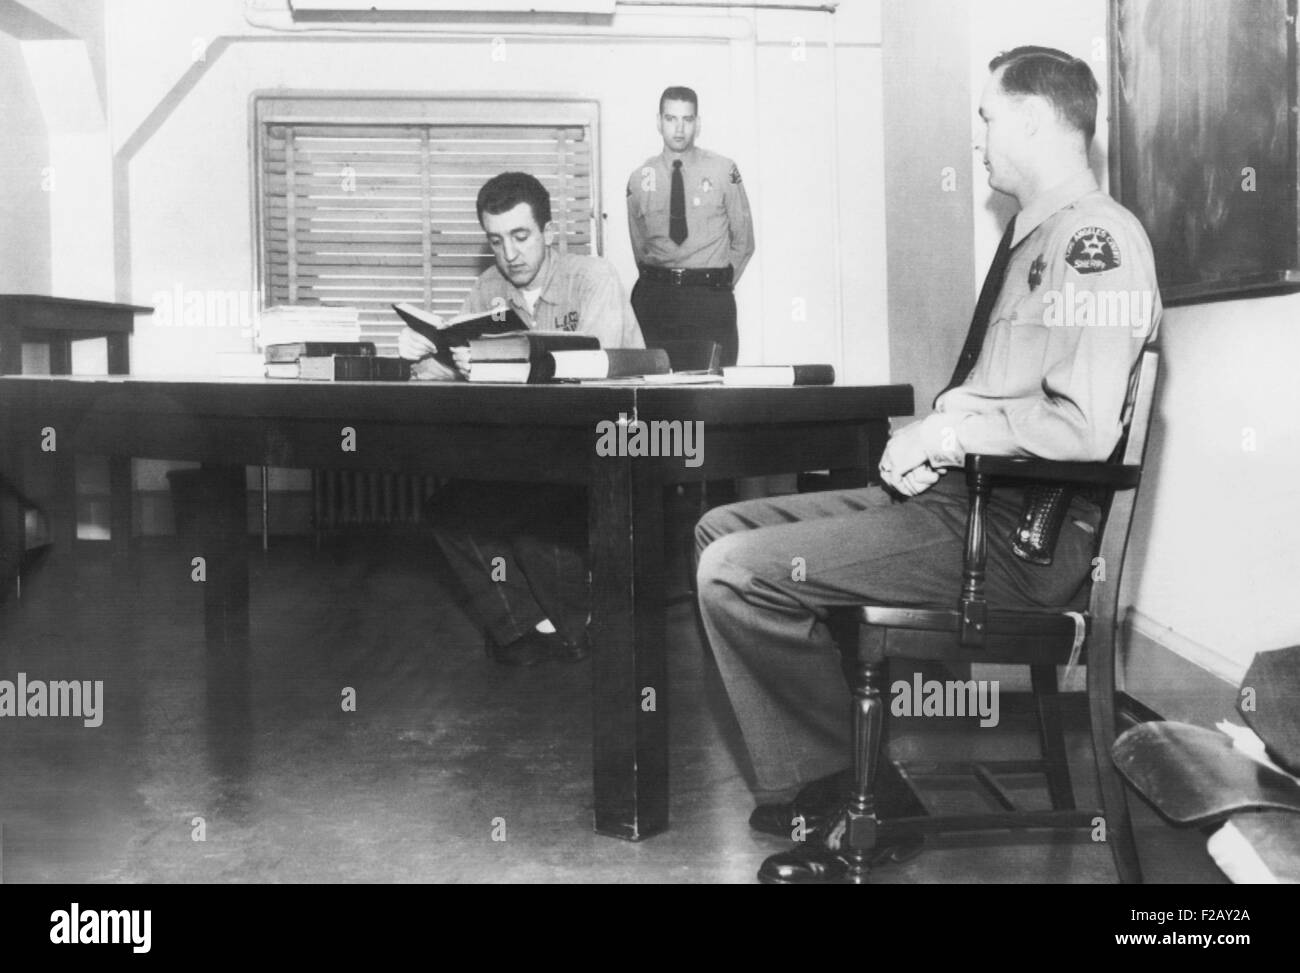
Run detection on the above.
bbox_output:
[1010,482,1074,565]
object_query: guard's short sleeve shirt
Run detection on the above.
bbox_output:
[627,147,755,277]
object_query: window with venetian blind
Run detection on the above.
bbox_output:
[254,97,600,352]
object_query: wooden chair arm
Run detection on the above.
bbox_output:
[966,454,1141,489]
[956,452,1132,647]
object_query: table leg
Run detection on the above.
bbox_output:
[43,336,79,553]
[108,458,133,560]
[105,333,130,376]
[0,320,26,580]
[588,452,668,840]
[196,464,250,656]
[0,320,20,374]
[47,336,72,375]
[196,464,252,780]
[106,332,133,560]
[47,454,78,552]
[828,418,890,489]
[0,425,23,600]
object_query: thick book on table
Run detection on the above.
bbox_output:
[587,371,724,386]
[467,330,600,362]
[548,348,671,380]
[265,341,376,364]
[392,303,526,357]
[468,359,554,383]
[466,335,599,383]
[298,355,411,381]
[721,364,836,386]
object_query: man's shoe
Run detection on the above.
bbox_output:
[757,842,919,884]
[486,629,588,667]
[487,630,556,667]
[749,769,853,839]
[757,808,925,884]
[550,633,589,664]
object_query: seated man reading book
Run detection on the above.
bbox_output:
[398,171,645,666]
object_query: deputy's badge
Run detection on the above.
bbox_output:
[1065,227,1121,274]
[700,177,713,193]
[730,164,742,185]
[1028,254,1046,291]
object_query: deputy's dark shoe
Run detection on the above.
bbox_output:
[749,769,854,839]
[487,630,556,667]
[550,632,590,664]
[757,809,925,884]
[486,629,588,667]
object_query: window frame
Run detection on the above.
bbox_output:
[250,92,603,344]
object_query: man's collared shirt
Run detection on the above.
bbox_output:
[462,249,645,349]
[627,146,755,280]
[926,169,1162,465]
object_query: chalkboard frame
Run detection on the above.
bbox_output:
[1108,0,1300,304]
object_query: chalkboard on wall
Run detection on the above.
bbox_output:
[1110,0,1300,303]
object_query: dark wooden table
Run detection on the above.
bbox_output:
[0,376,913,840]
[0,296,149,556]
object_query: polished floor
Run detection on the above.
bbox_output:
[0,530,1223,884]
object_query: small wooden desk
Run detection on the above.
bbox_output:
[0,296,149,558]
[0,376,913,840]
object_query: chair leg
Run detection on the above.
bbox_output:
[843,650,887,883]
[1031,664,1075,810]
[1087,624,1143,884]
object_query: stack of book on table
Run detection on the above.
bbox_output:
[466,333,673,384]
[256,304,362,347]
[466,331,600,383]
[263,341,411,381]
[247,305,408,380]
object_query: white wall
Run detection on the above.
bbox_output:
[0,30,53,295]
[1,0,115,373]
[1124,295,1300,679]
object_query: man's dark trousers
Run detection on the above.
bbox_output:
[694,474,1100,792]
[430,481,588,648]
[632,278,738,367]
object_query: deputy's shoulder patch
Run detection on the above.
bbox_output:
[1065,226,1121,274]
[730,163,742,185]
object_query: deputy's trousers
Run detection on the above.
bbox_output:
[631,278,738,367]
[694,475,1098,792]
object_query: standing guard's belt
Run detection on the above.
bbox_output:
[637,265,734,288]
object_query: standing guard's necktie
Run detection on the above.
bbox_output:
[669,160,688,245]
[936,216,1018,403]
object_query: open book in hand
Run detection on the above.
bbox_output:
[392,302,527,361]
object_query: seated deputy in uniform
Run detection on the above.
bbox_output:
[694,46,1161,883]
[398,171,645,666]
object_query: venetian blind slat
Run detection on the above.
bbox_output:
[262,119,593,353]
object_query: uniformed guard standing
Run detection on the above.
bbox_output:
[627,86,755,366]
